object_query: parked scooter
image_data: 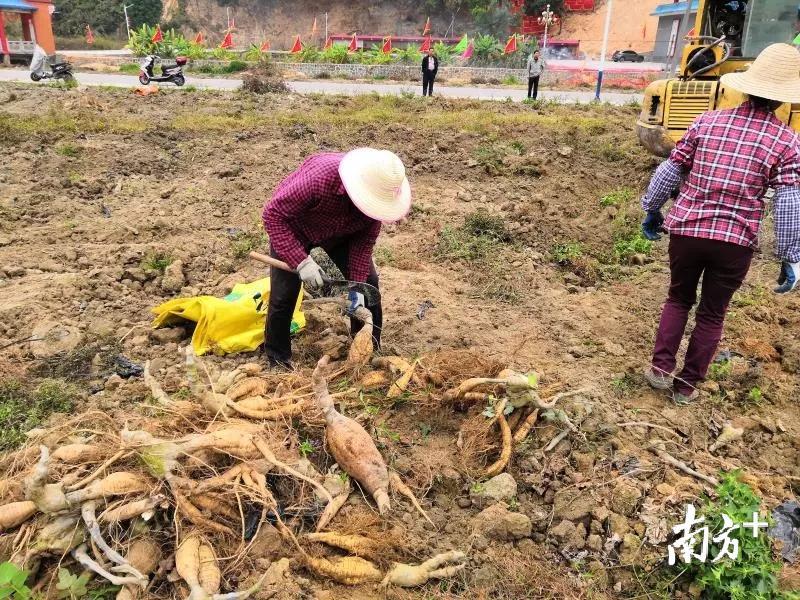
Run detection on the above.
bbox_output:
[29,45,74,82]
[139,55,187,86]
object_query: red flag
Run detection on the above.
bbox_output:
[324,36,332,49]
[151,25,163,43]
[503,34,517,54]
[419,36,431,53]
[260,40,270,51]
[220,31,233,49]
[312,17,318,35]
[194,31,204,44]
[290,35,302,53]
[462,40,474,59]
[347,34,358,52]
[422,17,431,36]
[381,36,392,54]
[684,27,695,40]
[85,24,94,45]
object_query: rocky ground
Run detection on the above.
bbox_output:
[0,83,799,599]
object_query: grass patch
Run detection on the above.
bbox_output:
[502,74,521,86]
[118,63,140,74]
[551,242,583,266]
[56,143,81,157]
[708,359,732,382]
[230,231,267,259]
[610,373,637,397]
[374,246,395,267]
[141,252,172,274]
[613,232,652,261]
[600,187,635,208]
[732,284,768,309]
[0,379,77,450]
[436,210,512,263]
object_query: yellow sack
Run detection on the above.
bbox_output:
[151,278,305,356]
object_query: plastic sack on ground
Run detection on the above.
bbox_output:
[151,277,304,356]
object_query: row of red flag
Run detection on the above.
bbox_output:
[86,14,524,57]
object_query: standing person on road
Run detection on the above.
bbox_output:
[261,149,412,368]
[526,49,545,99]
[641,43,800,405]
[422,48,439,97]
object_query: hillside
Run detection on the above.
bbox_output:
[557,0,664,57]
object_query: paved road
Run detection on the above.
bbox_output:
[0,68,643,104]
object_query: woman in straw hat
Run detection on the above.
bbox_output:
[261,149,411,367]
[640,43,800,404]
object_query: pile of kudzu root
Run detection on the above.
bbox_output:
[0,307,587,598]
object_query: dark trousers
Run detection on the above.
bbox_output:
[422,72,436,96]
[651,235,753,394]
[527,76,540,99]
[264,243,382,364]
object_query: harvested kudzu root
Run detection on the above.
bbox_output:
[0,478,24,502]
[82,500,140,571]
[65,472,151,504]
[252,438,333,504]
[144,361,171,406]
[315,478,351,532]
[72,543,145,587]
[304,532,379,559]
[226,378,270,402]
[381,550,467,588]
[24,447,70,514]
[709,422,744,453]
[198,541,221,595]
[51,443,106,464]
[346,307,375,369]
[359,371,390,389]
[0,500,37,531]
[387,360,418,399]
[101,496,163,524]
[177,535,266,600]
[172,488,235,536]
[176,535,207,599]
[181,429,259,460]
[185,347,233,417]
[313,356,390,514]
[305,555,383,585]
[485,400,512,477]
[116,538,162,600]
[229,399,306,421]
[389,472,433,527]
[512,409,539,444]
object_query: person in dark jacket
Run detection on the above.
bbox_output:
[421,49,438,97]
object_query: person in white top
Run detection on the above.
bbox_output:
[526,50,545,99]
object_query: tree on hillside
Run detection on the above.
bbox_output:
[472,4,519,37]
[53,0,162,36]
[524,0,565,16]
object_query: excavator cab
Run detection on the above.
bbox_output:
[637,0,800,157]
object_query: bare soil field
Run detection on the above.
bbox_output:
[0,84,799,599]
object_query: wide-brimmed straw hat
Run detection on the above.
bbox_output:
[720,43,800,104]
[339,148,411,223]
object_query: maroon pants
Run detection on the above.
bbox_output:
[651,235,753,395]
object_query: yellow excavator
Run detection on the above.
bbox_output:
[637,0,800,156]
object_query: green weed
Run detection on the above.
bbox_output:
[610,373,637,397]
[595,140,626,162]
[435,210,511,263]
[474,144,506,175]
[56,143,81,157]
[502,74,521,85]
[118,63,140,74]
[373,246,395,267]
[746,387,764,405]
[299,439,314,458]
[56,568,90,600]
[0,562,32,599]
[551,242,583,266]
[709,360,732,382]
[141,252,172,274]
[613,232,652,261]
[732,285,768,308]
[0,379,77,451]
[600,187,635,207]
[675,471,794,599]
[230,231,267,259]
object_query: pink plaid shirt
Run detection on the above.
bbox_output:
[262,153,381,282]
[644,102,800,253]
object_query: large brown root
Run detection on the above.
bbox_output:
[381,550,467,588]
[313,356,390,514]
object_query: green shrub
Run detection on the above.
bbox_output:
[675,471,793,599]
[225,60,248,73]
[613,232,652,260]
[551,242,583,266]
[600,187,635,207]
[142,251,171,274]
[435,210,512,263]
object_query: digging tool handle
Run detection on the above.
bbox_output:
[249,251,296,273]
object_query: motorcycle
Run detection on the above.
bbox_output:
[29,45,74,82]
[139,55,187,86]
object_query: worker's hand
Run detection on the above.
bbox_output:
[347,289,365,315]
[775,261,800,294]
[297,256,325,290]
[642,210,666,241]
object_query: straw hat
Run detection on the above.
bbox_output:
[339,148,411,223]
[720,43,800,103]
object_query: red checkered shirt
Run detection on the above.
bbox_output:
[262,152,381,282]
[644,101,800,254]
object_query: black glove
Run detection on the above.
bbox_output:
[642,210,666,241]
